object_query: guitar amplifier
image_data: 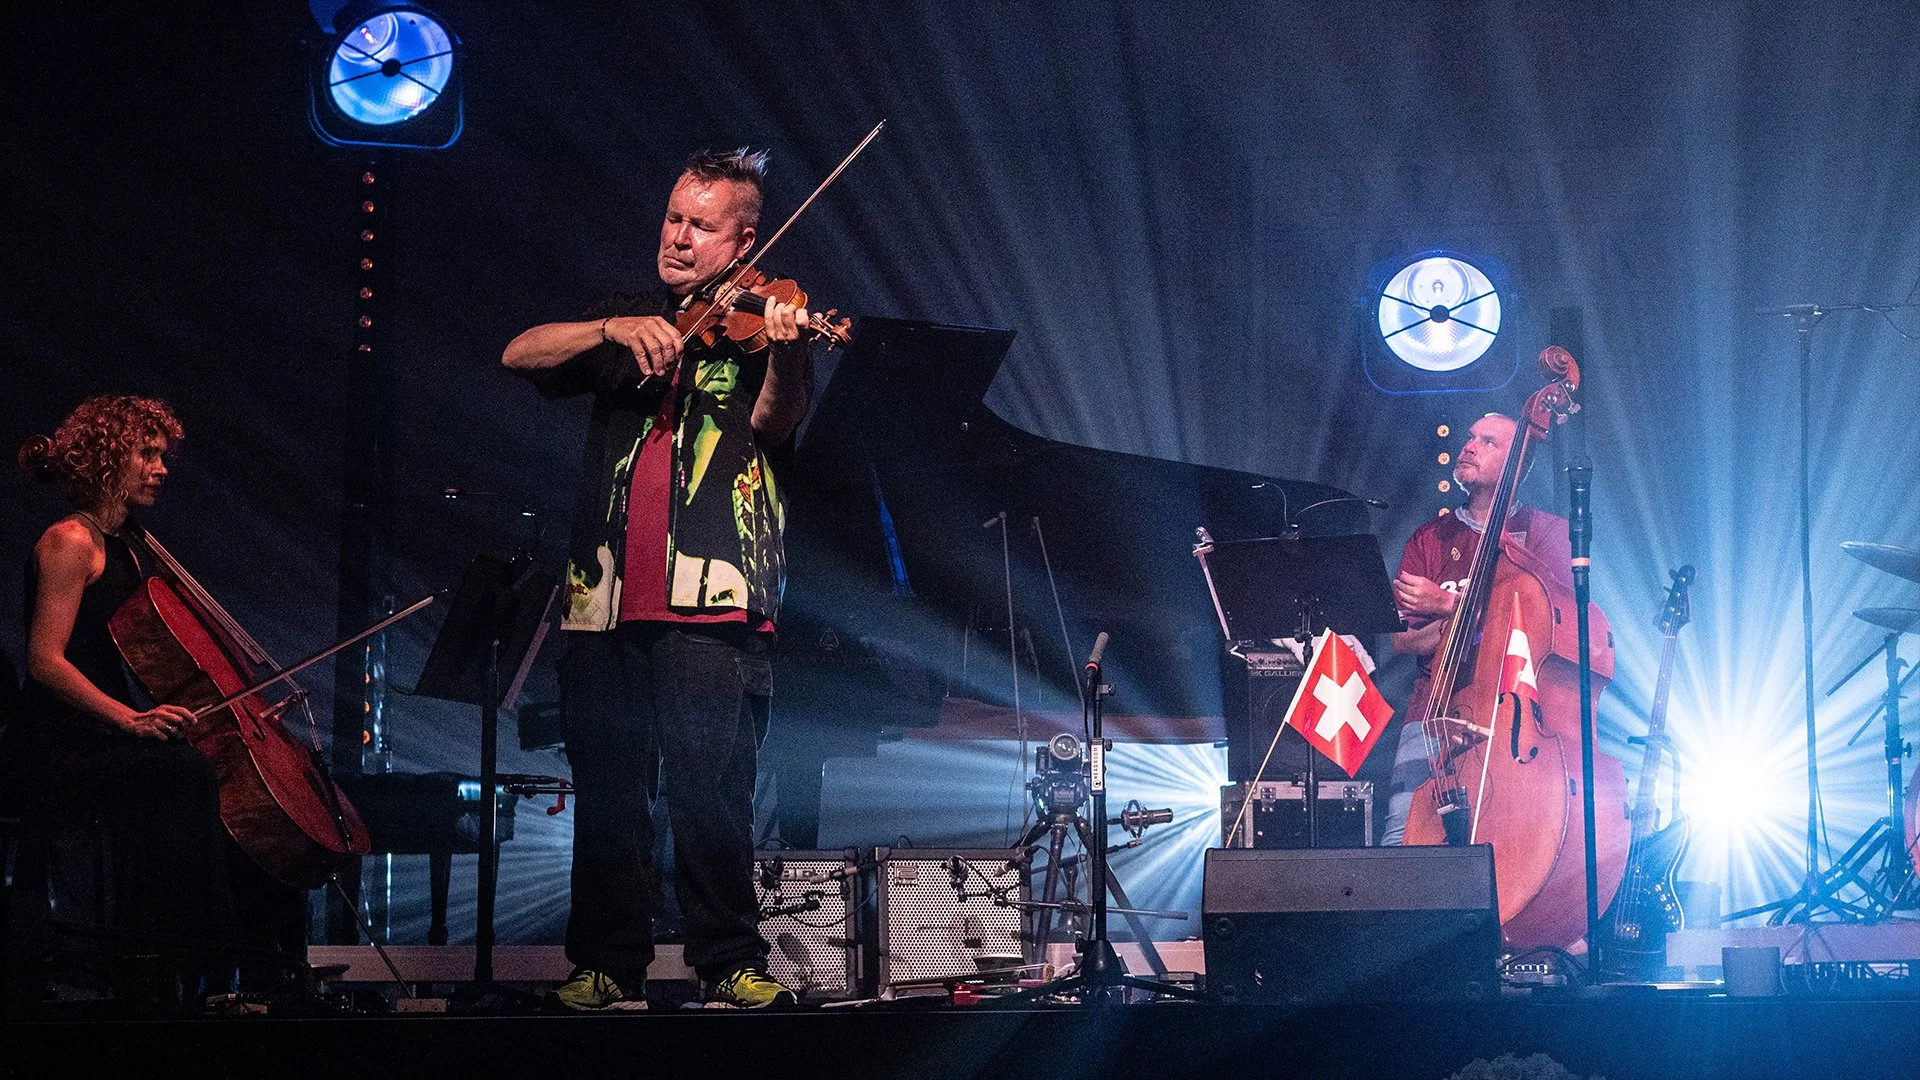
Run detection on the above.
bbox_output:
[865,848,1026,992]
[1221,780,1373,848]
[753,851,860,1000]
[1221,648,1309,781]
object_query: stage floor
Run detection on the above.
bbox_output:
[10,992,1920,1080]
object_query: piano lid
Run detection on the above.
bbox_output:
[783,316,1375,723]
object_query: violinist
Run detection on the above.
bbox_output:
[13,396,295,1002]
[1380,413,1573,845]
[502,147,810,1011]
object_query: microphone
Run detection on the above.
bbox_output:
[803,864,860,885]
[1112,805,1174,830]
[1566,459,1592,570]
[1084,631,1110,672]
[947,856,968,898]
[982,511,1006,529]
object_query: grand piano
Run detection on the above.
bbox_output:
[765,318,1373,846]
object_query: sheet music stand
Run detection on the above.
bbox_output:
[413,553,557,985]
[1195,533,1402,844]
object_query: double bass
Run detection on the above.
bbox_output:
[1402,346,1629,951]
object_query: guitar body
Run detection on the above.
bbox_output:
[1597,815,1691,977]
[1595,565,1697,980]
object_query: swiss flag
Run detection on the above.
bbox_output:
[1498,592,1539,703]
[1281,629,1395,778]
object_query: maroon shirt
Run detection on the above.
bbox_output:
[1397,503,1568,721]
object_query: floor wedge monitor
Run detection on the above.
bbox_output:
[1203,845,1500,1002]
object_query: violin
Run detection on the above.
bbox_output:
[674,263,853,354]
[666,120,886,359]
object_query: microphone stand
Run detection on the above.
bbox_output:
[1567,459,1602,981]
[999,633,1208,1004]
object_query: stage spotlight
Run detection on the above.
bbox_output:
[1687,744,1797,837]
[309,3,462,149]
[1362,250,1517,394]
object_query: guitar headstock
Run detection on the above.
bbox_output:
[1658,565,1695,636]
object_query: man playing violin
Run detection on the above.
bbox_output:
[503,148,813,1011]
[13,396,298,1007]
[1380,413,1572,845]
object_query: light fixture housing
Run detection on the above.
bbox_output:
[309,3,463,149]
[1362,249,1517,394]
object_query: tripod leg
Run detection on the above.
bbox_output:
[1029,820,1070,965]
[1073,817,1170,978]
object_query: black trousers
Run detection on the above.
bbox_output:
[559,623,771,985]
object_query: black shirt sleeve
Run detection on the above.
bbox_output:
[515,291,659,400]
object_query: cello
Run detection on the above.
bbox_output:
[107,529,408,889]
[1402,346,1630,951]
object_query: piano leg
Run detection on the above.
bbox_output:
[428,847,451,947]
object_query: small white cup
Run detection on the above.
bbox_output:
[1722,945,1782,997]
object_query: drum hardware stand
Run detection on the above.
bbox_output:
[1732,626,1919,923]
[991,635,1206,1003]
[1740,299,1920,924]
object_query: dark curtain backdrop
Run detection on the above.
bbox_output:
[6,1,1918,938]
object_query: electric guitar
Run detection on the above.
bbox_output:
[1598,565,1695,978]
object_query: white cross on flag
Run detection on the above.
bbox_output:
[1281,629,1394,778]
[1498,591,1539,703]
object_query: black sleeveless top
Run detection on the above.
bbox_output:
[19,518,152,727]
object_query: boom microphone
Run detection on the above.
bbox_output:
[1084,631,1110,671]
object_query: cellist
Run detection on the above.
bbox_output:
[13,395,297,1004]
[1379,412,1575,845]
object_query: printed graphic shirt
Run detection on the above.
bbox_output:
[1396,503,1568,720]
[517,288,789,632]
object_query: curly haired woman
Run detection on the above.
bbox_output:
[13,396,263,1009]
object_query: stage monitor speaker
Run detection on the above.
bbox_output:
[754,851,859,1000]
[866,848,1025,993]
[1203,846,1500,1002]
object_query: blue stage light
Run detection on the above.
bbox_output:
[327,10,455,126]
[309,4,462,149]
[1362,249,1517,394]
[1377,255,1504,372]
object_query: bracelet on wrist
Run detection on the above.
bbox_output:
[599,316,611,342]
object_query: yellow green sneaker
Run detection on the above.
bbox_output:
[702,967,798,1009]
[546,968,648,1012]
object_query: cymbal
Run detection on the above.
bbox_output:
[1854,607,1920,634]
[1842,541,1920,585]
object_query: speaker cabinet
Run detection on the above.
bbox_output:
[754,851,859,1000]
[865,848,1025,992]
[1221,649,1307,781]
[1203,846,1500,1002]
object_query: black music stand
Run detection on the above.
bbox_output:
[1195,533,1403,843]
[413,553,556,988]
